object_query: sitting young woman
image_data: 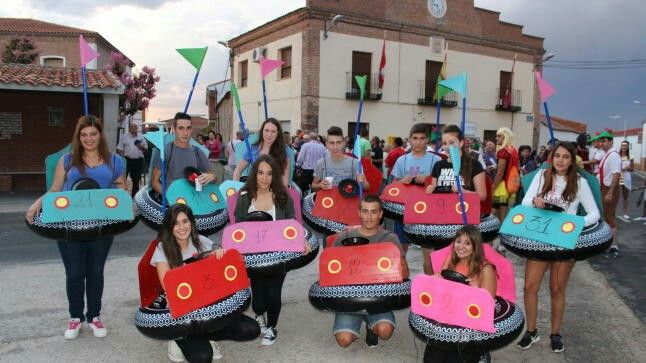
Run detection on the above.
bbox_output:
[151,204,259,363]
[517,141,600,353]
[426,225,496,363]
[234,154,311,346]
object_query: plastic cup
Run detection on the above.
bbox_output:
[195,178,203,192]
[324,176,334,185]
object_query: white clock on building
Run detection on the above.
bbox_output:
[428,0,447,19]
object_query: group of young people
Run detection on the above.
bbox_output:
[26,111,603,362]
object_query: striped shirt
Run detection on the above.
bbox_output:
[297,140,326,170]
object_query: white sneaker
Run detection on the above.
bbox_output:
[210,341,223,360]
[64,318,82,340]
[622,214,631,220]
[256,314,267,334]
[261,327,277,346]
[633,216,646,221]
[168,341,186,362]
[88,317,107,338]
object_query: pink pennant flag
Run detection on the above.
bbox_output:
[79,35,99,67]
[259,57,285,78]
[534,70,556,103]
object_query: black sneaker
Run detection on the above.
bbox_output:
[365,325,378,348]
[478,351,491,363]
[608,246,620,258]
[517,330,540,349]
[550,334,564,353]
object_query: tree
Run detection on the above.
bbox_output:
[106,52,160,122]
[2,37,40,64]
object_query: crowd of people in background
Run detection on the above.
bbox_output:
[126,122,639,261]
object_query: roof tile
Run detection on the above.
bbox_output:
[0,18,97,36]
[0,63,122,89]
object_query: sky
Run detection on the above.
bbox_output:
[2,0,645,132]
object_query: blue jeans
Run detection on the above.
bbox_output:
[333,311,396,337]
[57,236,113,322]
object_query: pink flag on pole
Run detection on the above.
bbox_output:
[534,70,556,103]
[259,57,285,78]
[79,35,99,66]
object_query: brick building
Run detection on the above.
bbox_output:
[224,0,545,146]
[206,79,232,143]
[0,18,129,191]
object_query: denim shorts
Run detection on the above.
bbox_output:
[333,311,396,337]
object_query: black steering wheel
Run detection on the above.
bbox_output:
[339,236,370,246]
[338,178,360,198]
[182,251,211,265]
[244,211,273,222]
[441,269,469,285]
[71,177,100,190]
[543,203,565,213]
[184,166,201,186]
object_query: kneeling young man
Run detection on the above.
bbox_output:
[332,195,409,348]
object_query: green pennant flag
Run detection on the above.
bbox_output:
[436,75,452,101]
[176,47,208,70]
[230,83,241,110]
[354,75,367,99]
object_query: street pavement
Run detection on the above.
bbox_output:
[0,180,645,362]
[588,172,646,323]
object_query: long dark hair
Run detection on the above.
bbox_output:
[443,125,474,189]
[254,118,287,175]
[620,141,630,159]
[448,225,488,278]
[241,154,289,209]
[538,141,579,203]
[157,204,204,268]
[70,115,111,175]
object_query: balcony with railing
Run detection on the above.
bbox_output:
[345,72,382,100]
[417,80,458,107]
[495,88,522,112]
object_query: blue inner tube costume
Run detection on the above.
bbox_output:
[501,221,612,261]
[403,214,500,249]
[409,296,524,353]
[500,165,612,261]
[26,177,139,241]
[135,289,251,341]
[27,211,139,241]
[134,186,228,235]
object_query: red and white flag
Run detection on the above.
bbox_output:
[378,39,386,89]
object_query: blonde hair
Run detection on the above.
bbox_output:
[496,127,514,150]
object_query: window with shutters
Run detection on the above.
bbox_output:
[279,47,291,79]
[239,60,248,87]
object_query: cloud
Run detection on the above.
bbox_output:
[1,0,305,122]
[24,0,180,15]
[3,0,643,132]
[476,0,646,131]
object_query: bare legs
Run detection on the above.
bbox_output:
[523,259,575,334]
[335,322,394,348]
